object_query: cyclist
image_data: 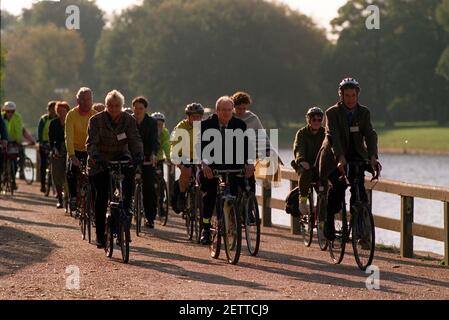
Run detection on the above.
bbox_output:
[151,112,171,172]
[199,96,255,245]
[49,101,70,209]
[132,96,159,228]
[318,78,381,242]
[87,89,143,248]
[292,107,325,216]
[65,87,97,211]
[170,102,204,210]
[37,101,58,193]
[1,101,23,190]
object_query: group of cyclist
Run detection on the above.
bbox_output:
[0,76,381,258]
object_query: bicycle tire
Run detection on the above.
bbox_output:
[244,192,261,256]
[86,187,93,244]
[329,207,348,264]
[300,194,314,247]
[119,221,130,264]
[316,194,328,251]
[23,157,34,185]
[105,214,114,258]
[158,179,169,226]
[45,170,51,197]
[210,208,221,259]
[134,184,143,237]
[352,204,375,271]
[193,188,203,244]
[223,201,242,265]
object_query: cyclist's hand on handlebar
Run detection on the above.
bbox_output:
[245,164,255,178]
[70,155,80,167]
[202,164,214,179]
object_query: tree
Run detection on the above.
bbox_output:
[22,0,105,91]
[2,24,84,128]
[1,10,19,32]
[0,48,5,102]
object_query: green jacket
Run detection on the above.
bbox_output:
[157,127,170,161]
[293,125,325,166]
[1,111,23,144]
[319,102,378,179]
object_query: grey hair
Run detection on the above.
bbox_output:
[105,89,125,107]
[76,87,93,99]
[215,96,234,110]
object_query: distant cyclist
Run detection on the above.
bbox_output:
[151,112,171,171]
[319,78,381,242]
[292,107,325,216]
[37,101,58,193]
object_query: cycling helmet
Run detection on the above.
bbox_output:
[3,101,17,111]
[151,112,166,122]
[306,107,324,118]
[339,77,361,92]
[185,102,204,115]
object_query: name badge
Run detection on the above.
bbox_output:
[350,126,359,133]
[117,132,127,141]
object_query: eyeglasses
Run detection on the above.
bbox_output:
[5,110,15,114]
[311,118,322,123]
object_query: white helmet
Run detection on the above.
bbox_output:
[151,112,166,122]
[3,101,17,111]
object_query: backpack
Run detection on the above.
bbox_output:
[285,186,301,217]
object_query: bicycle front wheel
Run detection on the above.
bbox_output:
[105,213,114,258]
[158,180,169,226]
[352,204,375,271]
[23,157,34,185]
[210,209,221,259]
[134,184,143,237]
[244,193,260,256]
[300,194,314,247]
[193,188,203,244]
[316,194,328,251]
[45,170,52,197]
[118,220,130,264]
[223,200,242,265]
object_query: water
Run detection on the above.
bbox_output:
[264,150,449,256]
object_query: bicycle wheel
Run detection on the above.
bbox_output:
[244,193,260,256]
[86,187,93,244]
[105,213,114,258]
[134,184,143,237]
[210,207,221,259]
[23,157,34,185]
[300,194,314,247]
[223,201,242,265]
[193,188,203,244]
[185,190,195,240]
[329,207,348,264]
[316,194,328,251]
[352,204,375,271]
[45,170,51,197]
[118,216,130,264]
[158,180,169,226]
[79,196,87,240]
[9,161,15,196]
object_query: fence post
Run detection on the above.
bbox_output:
[290,179,300,235]
[444,201,449,266]
[400,195,414,258]
[262,180,272,227]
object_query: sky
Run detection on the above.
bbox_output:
[0,0,347,32]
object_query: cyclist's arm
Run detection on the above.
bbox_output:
[293,129,306,164]
[65,112,75,157]
[325,109,344,161]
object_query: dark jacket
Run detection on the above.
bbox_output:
[200,114,249,170]
[319,102,378,179]
[49,118,66,154]
[86,111,144,176]
[0,117,8,141]
[135,113,159,159]
[293,126,325,166]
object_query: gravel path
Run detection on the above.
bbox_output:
[1,181,448,300]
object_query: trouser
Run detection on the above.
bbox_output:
[298,167,319,198]
[67,151,88,199]
[142,165,157,222]
[51,154,67,196]
[325,164,368,224]
[91,168,134,242]
[39,146,49,189]
[200,173,248,221]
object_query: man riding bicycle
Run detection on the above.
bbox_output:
[87,90,143,248]
[292,107,325,216]
[38,100,58,193]
[318,78,381,242]
[65,87,97,211]
[151,112,171,171]
[200,96,255,245]
[170,103,204,210]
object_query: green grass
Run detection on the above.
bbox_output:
[378,127,449,152]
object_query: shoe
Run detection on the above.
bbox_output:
[200,226,212,245]
[145,220,154,229]
[96,240,105,249]
[324,220,335,241]
[56,202,64,209]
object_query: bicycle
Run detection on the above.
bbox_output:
[104,160,133,264]
[237,177,261,256]
[132,164,144,237]
[76,160,93,243]
[0,144,19,196]
[183,165,202,243]
[41,144,55,197]
[328,159,379,271]
[209,168,244,265]
[155,163,169,226]
[18,144,34,185]
[299,182,328,251]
